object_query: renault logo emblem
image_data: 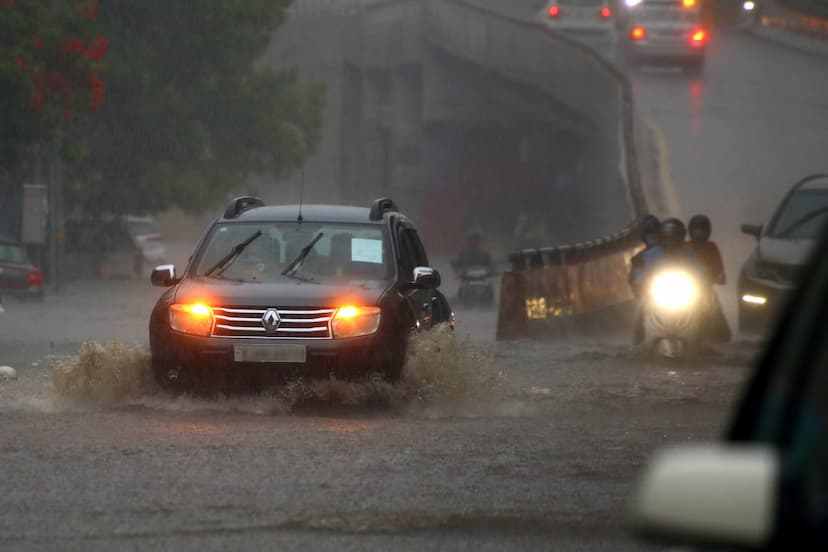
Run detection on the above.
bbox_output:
[261,308,281,332]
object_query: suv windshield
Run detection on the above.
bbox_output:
[0,243,28,264]
[768,189,828,239]
[193,222,392,284]
[633,7,698,22]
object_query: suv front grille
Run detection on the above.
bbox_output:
[212,307,335,339]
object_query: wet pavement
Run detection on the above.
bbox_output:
[1,25,823,552]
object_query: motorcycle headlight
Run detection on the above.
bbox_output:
[649,270,700,311]
[169,303,214,336]
[332,306,381,338]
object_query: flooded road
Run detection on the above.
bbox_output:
[0,280,754,551]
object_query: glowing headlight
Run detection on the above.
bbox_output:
[332,306,381,338]
[649,270,699,311]
[169,303,214,336]
[741,294,767,305]
[743,1,755,11]
[625,0,642,7]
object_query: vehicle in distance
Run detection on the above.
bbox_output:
[622,0,707,75]
[738,174,828,333]
[0,237,44,300]
[149,197,453,391]
[124,215,167,266]
[632,218,828,550]
[537,0,617,61]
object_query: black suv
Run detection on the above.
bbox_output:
[149,197,453,390]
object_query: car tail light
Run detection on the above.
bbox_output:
[690,28,706,45]
[631,26,646,40]
[27,268,43,287]
[169,303,214,336]
[548,5,560,17]
[682,0,696,7]
[600,6,611,18]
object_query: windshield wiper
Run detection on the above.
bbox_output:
[203,230,263,277]
[281,232,323,279]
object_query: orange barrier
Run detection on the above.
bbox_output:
[497,222,643,340]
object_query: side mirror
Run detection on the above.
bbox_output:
[410,266,441,290]
[151,264,178,287]
[633,444,778,548]
[741,223,763,239]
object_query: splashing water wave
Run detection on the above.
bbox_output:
[44,325,511,416]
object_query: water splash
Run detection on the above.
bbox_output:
[43,325,510,417]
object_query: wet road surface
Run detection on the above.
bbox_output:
[0,279,755,551]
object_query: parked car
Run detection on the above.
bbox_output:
[622,0,707,75]
[149,197,454,391]
[0,237,44,300]
[124,216,167,265]
[633,221,828,549]
[738,174,828,333]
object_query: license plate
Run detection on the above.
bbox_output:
[233,344,306,364]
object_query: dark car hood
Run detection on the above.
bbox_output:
[174,277,390,308]
[757,236,817,266]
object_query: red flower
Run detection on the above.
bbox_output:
[33,35,44,49]
[88,74,105,112]
[31,88,45,111]
[64,39,86,55]
[85,35,108,61]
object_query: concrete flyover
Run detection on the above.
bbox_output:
[267,0,645,253]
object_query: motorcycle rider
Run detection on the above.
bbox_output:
[453,228,494,275]
[686,214,731,342]
[629,214,661,298]
[630,218,701,346]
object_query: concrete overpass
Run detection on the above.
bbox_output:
[261,0,644,254]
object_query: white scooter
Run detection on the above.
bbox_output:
[641,267,708,359]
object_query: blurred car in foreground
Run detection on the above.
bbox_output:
[0,237,44,300]
[149,197,453,391]
[738,174,828,333]
[633,222,828,549]
[537,0,617,60]
[622,0,707,75]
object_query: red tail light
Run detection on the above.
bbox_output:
[631,26,646,40]
[600,6,612,18]
[690,28,706,45]
[28,268,43,287]
[548,5,561,17]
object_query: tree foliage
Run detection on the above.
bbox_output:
[67,0,325,215]
[0,0,106,172]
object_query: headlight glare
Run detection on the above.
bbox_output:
[649,270,699,311]
[169,303,214,336]
[332,305,381,338]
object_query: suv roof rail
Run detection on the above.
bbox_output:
[224,196,265,219]
[369,197,398,221]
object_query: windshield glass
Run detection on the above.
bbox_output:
[768,189,828,239]
[557,0,604,6]
[193,222,391,284]
[0,243,28,264]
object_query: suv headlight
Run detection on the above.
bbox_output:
[169,303,214,336]
[332,306,381,338]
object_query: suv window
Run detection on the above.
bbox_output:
[397,227,428,277]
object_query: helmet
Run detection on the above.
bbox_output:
[659,218,686,248]
[640,214,661,242]
[688,214,712,243]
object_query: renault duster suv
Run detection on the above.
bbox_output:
[149,197,453,390]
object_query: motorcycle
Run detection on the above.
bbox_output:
[641,267,708,359]
[455,265,495,308]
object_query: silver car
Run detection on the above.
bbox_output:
[537,0,617,61]
[623,0,707,75]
